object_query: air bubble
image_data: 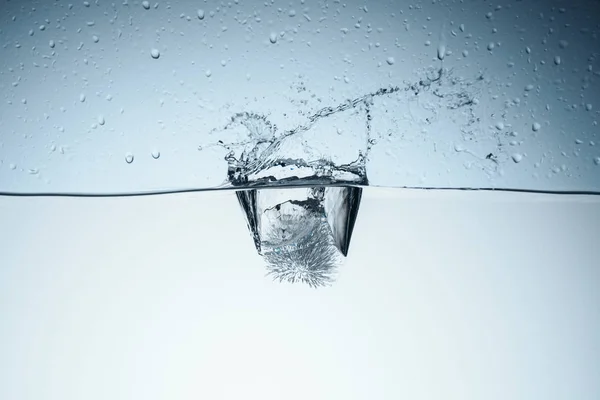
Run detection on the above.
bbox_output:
[151,48,160,59]
[125,153,134,164]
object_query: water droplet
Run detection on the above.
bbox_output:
[142,0,150,9]
[197,9,205,19]
[344,76,350,84]
[594,157,600,166]
[151,48,160,59]
[9,163,16,170]
[462,49,468,57]
[532,122,541,132]
[559,40,569,49]
[437,44,446,60]
[79,93,86,102]
[459,24,465,32]
[269,32,278,44]
[125,153,134,164]
[98,115,105,125]
[586,103,593,111]
[151,150,160,159]
[495,121,504,130]
[525,84,534,91]
[386,56,395,65]
[221,59,227,67]
[92,35,99,43]
[288,9,296,17]
[39,25,46,31]
[205,69,212,77]
[511,153,523,163]
[554,55,561,65]
[454,143,464,152]
[487,42,495,51]
[49,39,55,48]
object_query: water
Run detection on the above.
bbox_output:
[1,187,599,399]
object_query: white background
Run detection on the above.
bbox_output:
[1,188,599,400]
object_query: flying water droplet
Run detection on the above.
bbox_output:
[125,153,134,164]
[151,48,160,59]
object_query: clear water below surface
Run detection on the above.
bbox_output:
[0,187,599,399]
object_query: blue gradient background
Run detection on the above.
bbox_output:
[1,0,599,193]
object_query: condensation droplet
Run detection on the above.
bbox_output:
[532,122,541,132]
[386,56,395,65]
[79,93,86,102]
[437,43,446,60]
[92,35,99,43]
[511,153,523,163]
[462,49,468,57]
[151,48,160,59]
[9,163,16,170]
[98,115,105,125]
[49,39,55,48]
[125,153,134,164]
[205,69,212,77]
[487,42,495,51]
[269,32,278,44]
[586,103,593,111]
[495,121,504,130]
[554,55,561,65]
[142,0,150,9]
[288,9,296,17]
[151,150,160,159]
[197,9,205,19]
[525,84,534,91]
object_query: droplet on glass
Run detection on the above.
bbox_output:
[386,56,395,65]
[79,93,86,102]
[151,48,160,59]
[9,163,16,170]
[487,42,495,51]
[197,9,205,19]
[511,153,523,163]
[585,103,593,111]
[554,55,561,65]
[205,69,212,77]
[532,122,541,132]
[269,32,278,44]
[142,0,150,9]
[49,39,55,48]
[125,153,134,164]
[151,150,160,159]
[92,35,99,43]
[97,115,105,125]
[437,43,446,60]
[495,121,504,130]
